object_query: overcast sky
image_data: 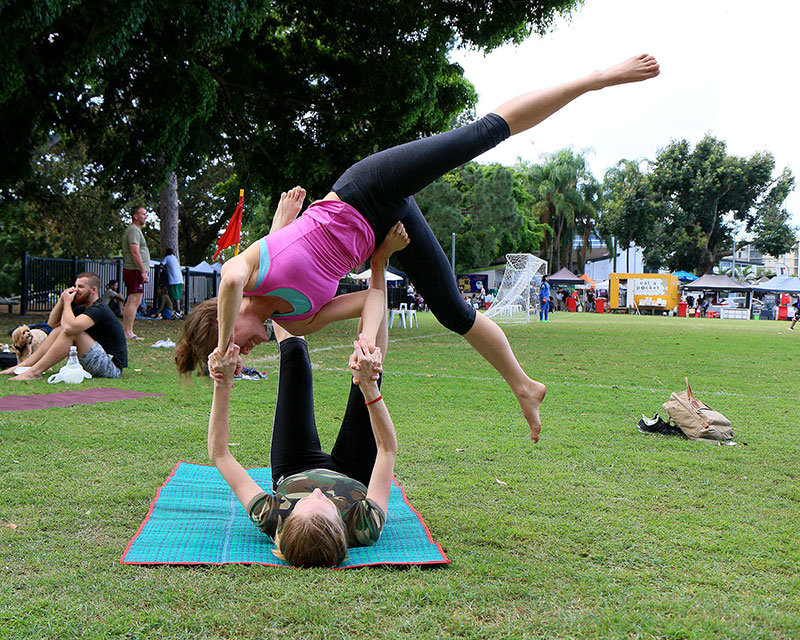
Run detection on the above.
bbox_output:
[451,0,800,228]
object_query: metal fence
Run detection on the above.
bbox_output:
[19,252,219,315]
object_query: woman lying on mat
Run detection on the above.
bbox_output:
[176,54,661,443]
[207,264,398,568]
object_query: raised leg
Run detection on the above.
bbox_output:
[492,54,660,135]
[269,335,331,487]
[463,313,546,442]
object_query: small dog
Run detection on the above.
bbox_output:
[11,325,48,365]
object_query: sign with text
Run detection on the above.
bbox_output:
[633,278,668,296]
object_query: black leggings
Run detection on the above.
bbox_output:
[269,337,380,490]
[332,113,511,335]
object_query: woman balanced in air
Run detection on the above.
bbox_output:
[177,54,660,442]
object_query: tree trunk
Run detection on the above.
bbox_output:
[554,217,563,269]
[567,218,575,273]
[580,226,590,273]
[159,170,179,263]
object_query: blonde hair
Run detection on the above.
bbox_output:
[273,511,348,568]
[175,298,219,376]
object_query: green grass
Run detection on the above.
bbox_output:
[1,311,799,639]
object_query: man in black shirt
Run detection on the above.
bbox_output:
[2,272,127,380]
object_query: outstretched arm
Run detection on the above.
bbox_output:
[216,257,250,352]
[352,337,397,516]
[208,339,264,509]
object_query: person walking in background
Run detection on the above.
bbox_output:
[161,248,184,317]
[539,275,551,322]
[121,205,150,340]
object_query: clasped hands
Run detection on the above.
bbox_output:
[349,334,383,385]
[208,337,242,385]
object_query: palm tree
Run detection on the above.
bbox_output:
[524,150,593,270]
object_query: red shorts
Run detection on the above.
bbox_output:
[122,268,145,295]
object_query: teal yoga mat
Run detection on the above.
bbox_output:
[122,462,449,569]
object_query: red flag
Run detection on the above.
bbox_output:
[213,189,244,261]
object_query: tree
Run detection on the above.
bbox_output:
[648,136,796,274]
[1,0,584,262]
[518,149,595,271]
[416,163,522,272]
[574,176,602,273]
[750,168,797,258]
[598,159,663,272]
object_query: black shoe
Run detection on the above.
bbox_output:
[235,367,268,381]
[637,413,685,437]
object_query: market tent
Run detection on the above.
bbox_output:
[549,267,584,285]
[680,274,750,293]
[191,260,221,274]
[751,275,800,294]
[672,270,698,282]
[351,268,404,281]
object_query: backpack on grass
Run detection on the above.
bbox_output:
[663,378,733,441]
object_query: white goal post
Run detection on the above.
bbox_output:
[484,253,548,323]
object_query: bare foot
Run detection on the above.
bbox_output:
[10,370,41,381]
[515,379,547,442]
[596,54,660,88]
[374,222,410,260]
[270,186,306,232]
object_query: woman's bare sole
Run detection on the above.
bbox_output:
[271,186,306,232]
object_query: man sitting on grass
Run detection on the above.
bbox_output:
[1,272,128,380]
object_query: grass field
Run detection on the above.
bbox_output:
[1,311,798,639]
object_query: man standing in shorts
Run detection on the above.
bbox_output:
[161,248,184,316]
[122,205,150,339]
[3,272,127,380]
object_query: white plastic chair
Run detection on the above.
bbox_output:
[389,308,406,328]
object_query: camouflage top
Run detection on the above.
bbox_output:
[246,468,386,547]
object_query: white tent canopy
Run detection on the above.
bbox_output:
[192,261,222,274]
[351,268,404,281]
[751,275,800,294]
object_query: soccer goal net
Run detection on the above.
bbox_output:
[484,253,548,323]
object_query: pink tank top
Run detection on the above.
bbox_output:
[243,200,375,321]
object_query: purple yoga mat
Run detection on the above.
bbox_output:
[0,388,163,412]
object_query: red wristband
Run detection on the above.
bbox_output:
[365,394,382,406]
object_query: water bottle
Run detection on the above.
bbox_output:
[65,346,80,369]
[48,346,92,384]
